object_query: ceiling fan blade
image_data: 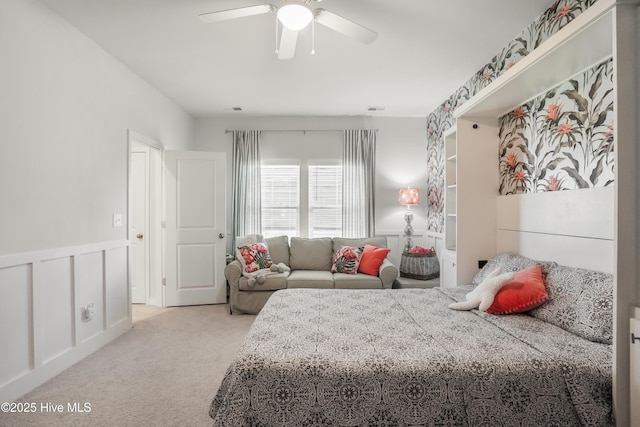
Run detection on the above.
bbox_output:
[314,9,377,44]
[278,27,298,60]
[199,4,276,23]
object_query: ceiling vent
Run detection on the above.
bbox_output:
[368,106,386,112]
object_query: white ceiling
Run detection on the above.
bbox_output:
[38,0,554,118]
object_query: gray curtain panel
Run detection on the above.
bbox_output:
[342,129,376,238]
[232,131,262,248]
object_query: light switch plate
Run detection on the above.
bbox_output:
[113,213,122,228]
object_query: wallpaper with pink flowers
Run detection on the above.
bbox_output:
[426,0,602,233]
[499,58,613,194]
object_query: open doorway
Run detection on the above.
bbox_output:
[128,131,163,307]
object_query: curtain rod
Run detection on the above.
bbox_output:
[225,129,377,134]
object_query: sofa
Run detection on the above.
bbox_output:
[226,235,399,314]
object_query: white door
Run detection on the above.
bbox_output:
[131,149,149,304]
[164,150,227,306]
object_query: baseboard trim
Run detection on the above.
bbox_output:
[0,319,131,403]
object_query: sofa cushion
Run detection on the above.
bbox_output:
[238,272,290,291]
[290,237,332,271]
[332,237,387,255]
[333,273,382,289]
[287,270,334,288]
[528,265,613,344]
[265,235,290,266]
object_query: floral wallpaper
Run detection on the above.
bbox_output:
[499,58,614,194]
[426,0,601,233]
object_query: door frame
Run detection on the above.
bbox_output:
[128,130,164,307]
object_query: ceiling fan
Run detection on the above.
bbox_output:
[199,0,377,59]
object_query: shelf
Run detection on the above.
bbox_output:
[447,214,457,218]
[447,184,457,189]
[447,155,457,162]
[454,0,613,120]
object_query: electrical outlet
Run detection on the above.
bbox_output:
[82,303,95,322]
[113,213,122,228]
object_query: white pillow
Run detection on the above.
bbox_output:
[235,234,264,248]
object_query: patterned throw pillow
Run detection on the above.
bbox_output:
[236,243,273,274]
[331,246,364,274]
[527,265,613,344]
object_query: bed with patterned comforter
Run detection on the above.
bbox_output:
[209,276,613,426]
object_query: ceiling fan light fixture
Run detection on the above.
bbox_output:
[277,4,313,31]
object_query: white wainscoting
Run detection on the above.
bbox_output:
[0,240,132,403]
[376,230,444,269]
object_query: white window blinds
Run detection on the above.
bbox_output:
[261,165,300,238]
[308,164,342,238]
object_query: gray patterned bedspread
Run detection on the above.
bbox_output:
[210,288,612,426]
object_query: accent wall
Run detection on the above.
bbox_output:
[426,0,601,232]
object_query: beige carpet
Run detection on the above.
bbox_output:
[1,304,255,427]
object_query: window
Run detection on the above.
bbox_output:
[261,165,300,238]
[308,164,342,238]
[260,163,342,238]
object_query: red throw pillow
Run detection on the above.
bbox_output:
[358,244,391,276]
[486,264,549,315]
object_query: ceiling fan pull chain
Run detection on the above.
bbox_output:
[311,19,316,55]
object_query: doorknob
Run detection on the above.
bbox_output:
[218,233,225,239]
[136,233,143,239]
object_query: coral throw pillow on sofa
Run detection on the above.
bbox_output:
[358,244,391,276]
[236,243,273,274]
[331,246,364,274]
[486,264,549,315]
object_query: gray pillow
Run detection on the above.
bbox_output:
[472,252,557,286]
[528,265,613,344]
[290,237,332,271]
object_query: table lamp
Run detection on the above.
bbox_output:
[398,187,419,252]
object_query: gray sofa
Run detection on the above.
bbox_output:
[226,236,398,314]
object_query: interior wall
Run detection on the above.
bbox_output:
[0,0,194,256]
[0,0,194,403]
[193,115,429,257]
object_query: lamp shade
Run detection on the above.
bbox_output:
[277,3,313,30]
[398,188,419,206]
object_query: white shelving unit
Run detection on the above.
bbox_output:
[442,120,498,287]
[444,127,457,252]
[441,127,458,288]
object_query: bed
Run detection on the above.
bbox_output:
[209,254,613,426]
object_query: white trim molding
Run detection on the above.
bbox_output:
[0,240,131,403]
